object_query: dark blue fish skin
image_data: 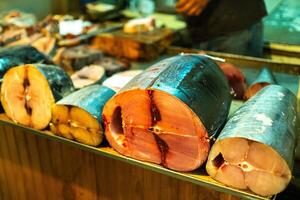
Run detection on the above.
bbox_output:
[0,45,50,79]
[36,64,75,101]
[57,84,115,124]
[121,54,232,137]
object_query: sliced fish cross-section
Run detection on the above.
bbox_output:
[103,55,232,171]
[206,85,297,196]
[1,64,74,129]
[51,84,115,146]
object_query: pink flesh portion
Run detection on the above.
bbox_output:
[215,164,247,189]
[206,138,292,196]
[245,170,290,196]
[124,127,161,164]
[160,133,209,171]
[1,65,54,130]
[103,89,209,171]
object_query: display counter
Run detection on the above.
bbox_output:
[0,48,299,200]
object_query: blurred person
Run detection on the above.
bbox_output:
[176,0,267,57]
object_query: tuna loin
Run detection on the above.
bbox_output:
[51,85,115,146]
[1,64,74,129]
[103,55,232,171]
[206,85,297,196]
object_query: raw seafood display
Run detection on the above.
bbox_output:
[102,54,232,171]
[32,36,56,55]
[103,70,143,92]
[51,84,115,146]
[206,85,297,196]
[60,45,102,72]
[244,67,277,100]
[1,64,74,129]
[0,10,298,199]
[71,64,106,89]
[219,62,247,100]
[95,57,131,76]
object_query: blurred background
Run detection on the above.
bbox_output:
[1,0,300,62]
[0,0,284,19]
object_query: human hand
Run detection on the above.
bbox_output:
[176,0,209,16]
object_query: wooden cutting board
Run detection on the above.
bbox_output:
[91,28,174,60]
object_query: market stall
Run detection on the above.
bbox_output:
[0,2,299,200]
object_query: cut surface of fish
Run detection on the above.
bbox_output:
[95,57,131,77]
[104,89,209,171]
[206,85,297,196]
[51,105,102,146]
[32,36,56,55]
[71,64,106,89]
[207,138,291,196]
[1,65,55,129]
[103,55,232,171]
[51,84,115,146]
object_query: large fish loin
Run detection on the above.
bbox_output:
[1,64,74,129]
[103,55,232,171]
[206,85,297,196]
[51,85,115,146]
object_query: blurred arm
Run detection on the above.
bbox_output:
[176,0,210,16]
